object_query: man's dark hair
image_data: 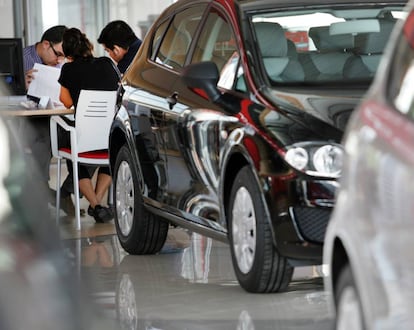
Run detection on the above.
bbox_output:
[40,25,68,43]
[97,20,138,50]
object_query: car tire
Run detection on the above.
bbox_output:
[113,145,168,254]
[228,165,293,293]
[335,264,365,330]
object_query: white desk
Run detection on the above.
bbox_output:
[0,108,74,117]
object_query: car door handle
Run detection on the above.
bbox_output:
[166,92,178,110]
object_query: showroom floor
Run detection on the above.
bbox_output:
[53,165,334,330]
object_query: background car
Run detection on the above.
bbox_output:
[109,0,406,293]
[323,3,414,329]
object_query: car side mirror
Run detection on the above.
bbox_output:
[181,61,241,114]
[181,61,221,102]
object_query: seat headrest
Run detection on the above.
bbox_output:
[309,26,354,51]
[254,22,287,57]
[354,19,395,54]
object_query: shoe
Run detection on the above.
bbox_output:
[88,205,115,218]
[88,205,114,218]
[59,195,85,217]
[88,205,94,216]
[91,205,113,223]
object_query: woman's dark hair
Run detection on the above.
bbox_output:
[62,28,94,59]
[97,20,138,50]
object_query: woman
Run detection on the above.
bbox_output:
[58,27,120,223]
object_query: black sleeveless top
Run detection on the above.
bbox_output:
[58,56,120,109]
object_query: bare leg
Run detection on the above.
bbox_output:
[79,178,99,208]
[94,173,112,205]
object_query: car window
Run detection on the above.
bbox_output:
[191,9,243,91]
[388,11,414,119]
[250,6,405,85]
[153,5,207,70]
[151,18,170,61]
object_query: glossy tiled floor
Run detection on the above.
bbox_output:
[52,164,334,330]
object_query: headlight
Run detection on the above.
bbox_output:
[313,145,343,176]
[284,142,343,178]
[285,147,309,170]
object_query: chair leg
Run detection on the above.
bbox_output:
[72,161,81,230]
[55,158,62,225]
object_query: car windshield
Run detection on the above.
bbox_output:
[250,5,407,85]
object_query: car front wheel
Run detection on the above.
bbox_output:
[228,165,293,293]
[114,145,168,254]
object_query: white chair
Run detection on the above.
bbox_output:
[50,90,117,230]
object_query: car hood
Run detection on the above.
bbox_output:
[251,86,366,145]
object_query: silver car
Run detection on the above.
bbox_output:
[323,2,414,329]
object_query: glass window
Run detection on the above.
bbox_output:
[154,5,206,70]
[151,18,170,60]
[191,9,241,91]
[25,0,108,54]
[250,5,405,85]
[389,12,414,119]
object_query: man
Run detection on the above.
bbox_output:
[24,25,67,89]
[23,25,79,216]
[97,20,142,74]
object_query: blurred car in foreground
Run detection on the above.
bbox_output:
[109,0,406,293]
[323,4,414,329]
[0,109,105,329]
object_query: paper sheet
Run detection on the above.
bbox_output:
[27,63,62,105]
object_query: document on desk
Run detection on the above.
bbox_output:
[27,63,62,106]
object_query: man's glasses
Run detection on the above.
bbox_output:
[49,42,65,58]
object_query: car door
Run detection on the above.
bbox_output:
[161,5,246,222]
[141,4,209,209]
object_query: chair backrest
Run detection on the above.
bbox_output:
[75,90,117,153]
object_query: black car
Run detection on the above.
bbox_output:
[109,0,406,293]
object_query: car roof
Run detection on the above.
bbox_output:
[237,0,407,11]
[165,0,407,14]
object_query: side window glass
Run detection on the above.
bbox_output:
[191,9,242,91]
[153,5,206,70]
[389,12,414,119]
[151,19,170,61]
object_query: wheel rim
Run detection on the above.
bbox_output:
[231,186,256,274]
[116,160,134,237]
[337,286,363,330]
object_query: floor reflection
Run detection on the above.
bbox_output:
[62,229,333,330]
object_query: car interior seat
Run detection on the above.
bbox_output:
[343,19,396,79]
[254,22,304,82]
[302,26,354,81]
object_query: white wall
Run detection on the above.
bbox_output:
[1,0,176,44]
[0,0,15,37]
[109,0,176,39]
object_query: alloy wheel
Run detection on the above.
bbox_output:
[116,160,135,236]
[231,186,256,274]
